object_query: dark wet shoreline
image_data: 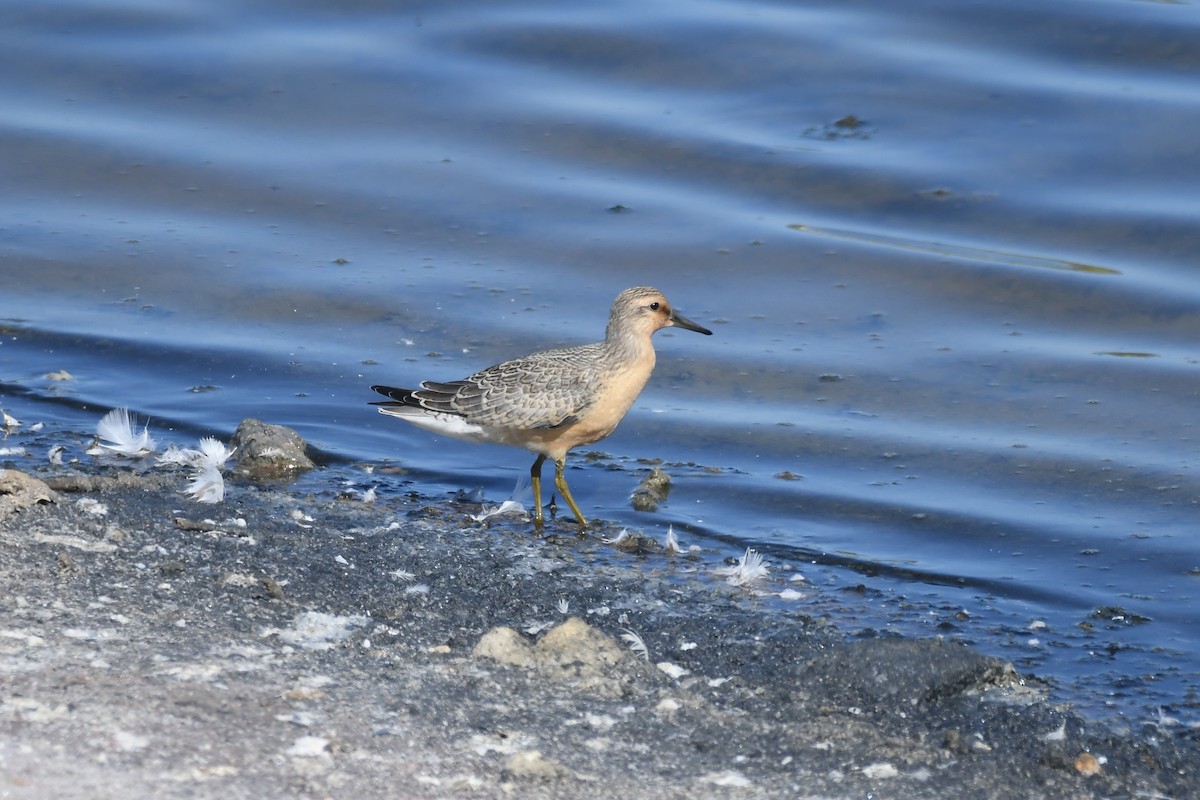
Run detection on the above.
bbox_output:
[1,458,1195,799]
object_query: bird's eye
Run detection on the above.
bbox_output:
[649,302,660,311]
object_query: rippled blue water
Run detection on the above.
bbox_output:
[3,0,1199,725]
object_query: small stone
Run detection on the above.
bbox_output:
[261,577,286,600]
[536,618,627,671]
[630,467,671,512]
[57,552,78,574]
[270,611,368,650]
[285,736,330,758]
[0,469,56,514]
[473,626,534,667]
[655,698,681,714]
[504,750,571,781]
[862,762,898,779]
[112,730,150,752]
[534,618,631,697]
[472,619,636,697]
[704,770,752,788]
[1074,752,1102,776]
[656,662,690,680]
[231,419,315,479]
[76,498,108,517]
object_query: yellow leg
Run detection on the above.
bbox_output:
[529,454,546,526]
[553,457,588,529]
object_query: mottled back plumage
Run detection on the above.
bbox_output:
[419,342,606,430]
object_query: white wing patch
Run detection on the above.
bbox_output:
[376,405,490,443]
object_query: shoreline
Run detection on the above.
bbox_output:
[0,455,1196,799]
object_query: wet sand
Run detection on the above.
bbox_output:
[0,454,1195,799]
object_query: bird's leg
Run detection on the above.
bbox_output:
[553,457,588,529]
[529,454,547,527]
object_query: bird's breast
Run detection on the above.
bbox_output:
[568,353,656,445]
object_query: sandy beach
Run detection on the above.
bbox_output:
[0,422,1195,798]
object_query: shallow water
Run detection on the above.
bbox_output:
[2,0,1199,725]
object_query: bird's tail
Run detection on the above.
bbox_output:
[369,384,420,407]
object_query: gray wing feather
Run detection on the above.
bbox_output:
[415,344,601,429]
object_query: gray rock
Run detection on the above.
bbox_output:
[802,637,1016,709]
[474,618,636,697]
[630,466,671,512]
[0,468,55,515]
[231,418,316,479]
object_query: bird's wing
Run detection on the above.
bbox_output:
[419,346,600,430]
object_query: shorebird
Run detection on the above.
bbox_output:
[370,286,712,528]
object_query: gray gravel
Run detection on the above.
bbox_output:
[0,458,1195,799]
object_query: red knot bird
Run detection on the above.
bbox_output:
[370,286,712,528]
